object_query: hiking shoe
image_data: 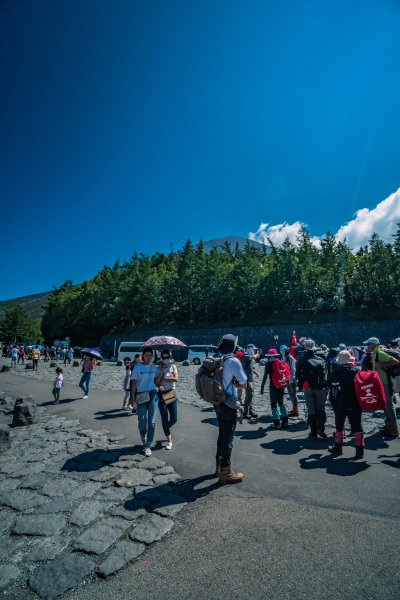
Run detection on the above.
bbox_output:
[249,410,258,418]
[219,466,243,485]
[328,443,343,456]
[354,446,364,459]
[281,421,289,429]
[165,442,173,450]
[288,409,299,418]
[144,447,152,457]
[317,430,328,440]
[82,395,88,399]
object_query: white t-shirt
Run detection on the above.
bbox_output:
[131,363,158,393]
[158,363,178,391]
[11,348,18,358]
[222,355,247,409]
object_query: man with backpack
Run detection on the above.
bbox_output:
[296,339,327,439]
[364,337,399,438]
[196,334,247,485]
[241,344,259,419]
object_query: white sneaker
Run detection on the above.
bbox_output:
[82,395,88,399]
[144,447,152,457]
[165,442,173,450]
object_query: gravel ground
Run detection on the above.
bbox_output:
[4,359,388,434]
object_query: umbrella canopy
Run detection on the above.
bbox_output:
[81,348,104,360]
[143,336,187,348]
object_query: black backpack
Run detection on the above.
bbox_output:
[242,355,254,382]
[302,356,326,389]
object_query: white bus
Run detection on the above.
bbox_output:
[117,342,145,362]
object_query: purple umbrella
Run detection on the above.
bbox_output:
[143,336,187,347]
[81,348,104,360]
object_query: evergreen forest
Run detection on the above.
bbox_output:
[39,225,400,346]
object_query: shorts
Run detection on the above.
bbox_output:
[52,387,60,397]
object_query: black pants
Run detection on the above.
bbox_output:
[214,402,237,466]
[332,396,363,432]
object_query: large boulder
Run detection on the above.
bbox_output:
[0,424,11,453]
[73,361,80,367]
[182,360,190,366]
[25,364,33,370]
[49,362,57,367]
[12,396,37,427]
[1,366,10,373]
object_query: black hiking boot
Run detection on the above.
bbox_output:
[328,442,343,456]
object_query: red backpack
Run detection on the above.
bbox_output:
[354,370,387,411]
[271,359,290,389]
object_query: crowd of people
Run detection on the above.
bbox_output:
[2,332,399,487]
[2,343,75,365]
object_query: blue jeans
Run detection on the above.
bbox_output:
[137,390,158,447]
[214,402,237,466]
[158,399,178,437]
[79,372,91,396]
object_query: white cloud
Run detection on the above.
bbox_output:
[249,188,400,250]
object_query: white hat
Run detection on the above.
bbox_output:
[363,337,380,345]
[304,339,316,350]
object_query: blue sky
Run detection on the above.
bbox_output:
[1,0,400,300]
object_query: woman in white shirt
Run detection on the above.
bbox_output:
[155,349,179,450]
[130,347,158,457]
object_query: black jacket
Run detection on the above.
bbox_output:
[327,364,359,404]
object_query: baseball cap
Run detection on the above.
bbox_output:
[363,337,380,345]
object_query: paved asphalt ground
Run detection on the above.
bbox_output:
[1,366,399,599]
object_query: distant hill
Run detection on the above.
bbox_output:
[200,236,266,253]
[0,291,51,320]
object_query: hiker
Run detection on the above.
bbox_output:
[389,339,400,404]
[10,345,18,368]
[241,344,259,419]
[280,345,299,417]
[52,367,64,405]
[31,346,41,371]
[327,350,364,457]
[79,355,94,398]
[130,346,159,457]
[64,347,73,365]
[17,345,25,364]
[364,337,399,438]
[213,334,247,484]
[260,348,289,429]
[296,339,327,440]
[155,348,179,450]
[122,357,133,410]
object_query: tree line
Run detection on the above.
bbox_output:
[39,225,400,346]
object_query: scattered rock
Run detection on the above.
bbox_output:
[69,500,110,527]
[73,517,129,555]
[13,514,66,537]
[152,473,181,485]
[28,535,71,562]
[138,456,166,470]
[25,363,33,369]
[0,564,20,589]
[12,395,37,427]
[130,513,174,544]
[35,497,77,514]
[49,362,57,368]
[1,366,10,373]
[98,486,132,503]
[28,552,95,599]
[108,434,125,442]
[97,540,145,577]
[182,360,190,366]
[153,494,187,517]
[115,468,153,488]
[110,498,150,520]
[0,424,11,453]
[0,489,48,511]
[135,484,173,503]
[72,361,79,367]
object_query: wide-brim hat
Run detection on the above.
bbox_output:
[265,348,280,357]
[337,350,353,365]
